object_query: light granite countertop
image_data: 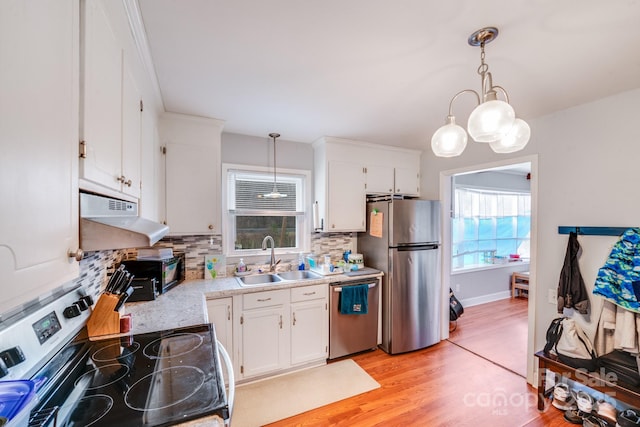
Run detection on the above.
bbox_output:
[124,270,383,335]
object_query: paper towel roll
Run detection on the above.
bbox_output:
[313,201,320,230]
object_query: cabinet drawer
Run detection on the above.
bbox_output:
[243,289,288,309]
[291,284,327,303]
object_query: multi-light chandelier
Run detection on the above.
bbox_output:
[431,27,530,157]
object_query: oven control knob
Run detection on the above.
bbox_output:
[0,346,25,369]
[63,303,81,318]
[0,358,8,378]
[81,295,94,307]
[75,298,89,311]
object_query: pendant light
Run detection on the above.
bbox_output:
[431,27,530,157]
[259,132,287,199]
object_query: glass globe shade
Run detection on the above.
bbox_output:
[468,100,515,142]
[489,118,531,153]
[431,120,467,157]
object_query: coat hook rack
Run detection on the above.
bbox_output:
[557,226,632,236]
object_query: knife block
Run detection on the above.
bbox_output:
[86,293,121,338]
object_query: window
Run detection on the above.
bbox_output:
[223,164,310,257]
[452,187,530,270]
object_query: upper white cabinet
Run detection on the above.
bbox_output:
[313,137,421,232]
[161,113,225,234]
[80,0,141,198]
[0,0,81,314]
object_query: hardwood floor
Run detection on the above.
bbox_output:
[448,297,529,377]
[265,297,567,426]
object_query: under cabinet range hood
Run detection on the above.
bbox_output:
[80,192,169,251]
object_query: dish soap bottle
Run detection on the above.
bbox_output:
[298,254,306,270]
[237,258,247,273]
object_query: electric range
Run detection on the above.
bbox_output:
[0,288,230,426]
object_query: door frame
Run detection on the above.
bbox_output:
[438,154,539,385]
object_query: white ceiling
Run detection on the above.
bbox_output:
[138,0,640,150]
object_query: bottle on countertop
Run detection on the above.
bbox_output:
[237,258,247,273]
[298,253,305,270]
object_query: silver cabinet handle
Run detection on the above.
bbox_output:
[303,291,316,296]
[227,305,231,321]
[293,312,297,326]
[257,298,272,302]
[279,315,283,329]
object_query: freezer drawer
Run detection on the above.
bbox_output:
[329,281,379,359]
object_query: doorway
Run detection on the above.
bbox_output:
[439,155,538,384]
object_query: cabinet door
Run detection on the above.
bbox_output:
[394,166,420,196]
[0,0,80,314]
[365,164,394,194]
[327,161,365,231]
[120,65,141,198]
[80,0,123,192]
[206,297,233,355]
[290,299,328,365]
[165,142,220,233]
[241,307,288,378]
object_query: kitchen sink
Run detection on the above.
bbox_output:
[276,270,322,281]
[237,274,283,286]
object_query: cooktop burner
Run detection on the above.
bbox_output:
[30,324,228,427]
[91,341,140,362]
[143,332,203,359]
[57,395,113,426]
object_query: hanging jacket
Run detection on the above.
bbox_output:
[557,231,590,314]
[593,228,640,313]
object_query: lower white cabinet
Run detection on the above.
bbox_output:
[240,289,289,378]
[290,285,328,365]
[227,284,328,381]
[205,297,233,355]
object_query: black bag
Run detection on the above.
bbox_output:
[598,350,640,386]
[449,288,464,321]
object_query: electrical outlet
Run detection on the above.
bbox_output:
[548,289,557,305]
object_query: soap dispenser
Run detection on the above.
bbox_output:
[237,258,247,273]
[298,254,305,270]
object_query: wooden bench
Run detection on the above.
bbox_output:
[511,271,529,298]
[536,350,640,411]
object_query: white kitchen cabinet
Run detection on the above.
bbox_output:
[313,137,421,232]
[326,161,366,231]
[313,138,366,232]
[365,164,395,194]
[206,297,233,356]
[161,113,224,234]
[290,285,328,365]
[240,289,289,379]
[0,0,81,314]
[80,0,141,198]
[394,165,420,196]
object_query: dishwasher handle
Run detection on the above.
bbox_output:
[332,282,377,293]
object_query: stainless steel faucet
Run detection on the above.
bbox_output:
[261,235,277,272]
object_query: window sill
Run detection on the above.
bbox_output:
[452,260,529,275]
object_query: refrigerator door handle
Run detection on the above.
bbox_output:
[397,243,439,251]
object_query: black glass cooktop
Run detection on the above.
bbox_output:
[31,324,228,427]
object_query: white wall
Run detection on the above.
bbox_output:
[422,88,640,383]
[222,132,314,171]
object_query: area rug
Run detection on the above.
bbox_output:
[231,359,380,426]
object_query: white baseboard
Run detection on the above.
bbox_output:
[459,290,512,308]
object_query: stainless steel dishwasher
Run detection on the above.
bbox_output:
[329,279,379,359]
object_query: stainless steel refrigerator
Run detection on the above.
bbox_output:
[358,199,441,354]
